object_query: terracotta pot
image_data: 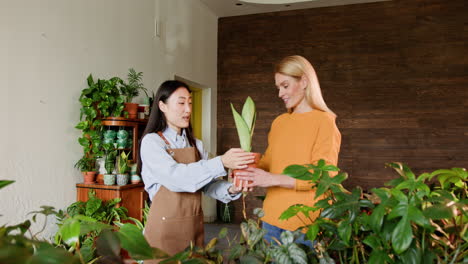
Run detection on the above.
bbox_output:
[96,174,104,184]
[83,171,97,184]
[233,152,261,188]
[124,103,138,119]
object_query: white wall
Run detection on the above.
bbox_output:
[0,0,218,239]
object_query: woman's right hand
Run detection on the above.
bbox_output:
[221,148,255,169]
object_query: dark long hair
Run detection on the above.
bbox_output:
[137,80,200,175]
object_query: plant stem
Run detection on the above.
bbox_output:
[242,193,247,220]
[449,247,460,264]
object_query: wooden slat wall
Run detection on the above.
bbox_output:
[217,0,468,222]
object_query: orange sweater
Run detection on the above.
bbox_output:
[258,110,341,231]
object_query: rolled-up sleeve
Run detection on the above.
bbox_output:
[203,180,241,203]
[141,134,226,199]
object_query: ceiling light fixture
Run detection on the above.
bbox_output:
[239,0,317,4]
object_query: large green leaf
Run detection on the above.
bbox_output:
[337,220,351,245]
[423,204,453,219]
[231,103,251,152]
[30,242,80,264]
[368,250,392,264]
[306,223,319,241]
[283,165,313,180]
[0,180,14,190]
[369,204,386,232]
[59,218,80,247]
[241,96,256,132]
[280,231,294,245]
[287,243,307,264]
[363,235,382,250]
[408,206,431,228]
[279,204,315,220]
[388,202,408,220]
[117,223,165,260]
[228,244,246,260]
[398,243,422,264]
[391,216,413,254]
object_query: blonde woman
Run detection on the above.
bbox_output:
[235,55,341,245]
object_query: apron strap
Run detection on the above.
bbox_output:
[157,131,171,147]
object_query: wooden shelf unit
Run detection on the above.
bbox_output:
[77,117,149,222]
[101,117,148,162]
[76,183,147,221]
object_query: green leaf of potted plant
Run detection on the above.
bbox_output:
[121,68,148,119]
[103,143,117,185]
[75,74,125,183]
[116,151,130,186]
[230,96,260,188]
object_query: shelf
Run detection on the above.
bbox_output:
[102,117,148,126]
[101,117,148,162]
[76,182,144,191]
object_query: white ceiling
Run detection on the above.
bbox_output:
[200,0,390,17]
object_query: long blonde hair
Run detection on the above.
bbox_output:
[275,55,336,116]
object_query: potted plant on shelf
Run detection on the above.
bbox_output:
[121,68,148,119]
[75,74,126,183]
[74,156,97,183]
[230,96,260,188]
[116,151,130,186]
[103,143,117,185]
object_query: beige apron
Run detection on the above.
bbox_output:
[144,132,203,263]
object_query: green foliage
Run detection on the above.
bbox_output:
[103,143,117,174]
[282,160,468,263]
[75,74,125,172]
[121,68,147,103]
[54,190,128,262]
[231,96,256,152]
[117,151,130,174]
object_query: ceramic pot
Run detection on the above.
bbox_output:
[117,129,129,139]
[116,174,129,186]
[124,103,138,119]
[83,171,97,184]
[103,138,115,145]
[117,138,127,149]
[131,175,141,184]
[104,174,116,185]
[104,130,116,140]
[233,152,261,188]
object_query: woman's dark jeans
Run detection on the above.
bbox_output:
[262,221,314,249]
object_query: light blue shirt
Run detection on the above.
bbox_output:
[141,127,240,204]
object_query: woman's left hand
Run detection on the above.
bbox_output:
[234,167,277,188]
[228,182,253,193]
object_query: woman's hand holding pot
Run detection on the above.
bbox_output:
[221,148,256,169]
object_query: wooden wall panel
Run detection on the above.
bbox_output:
[217,0,468,222]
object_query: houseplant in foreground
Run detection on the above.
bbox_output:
[280,161,468,263]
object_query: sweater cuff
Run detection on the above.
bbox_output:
[295,179,313,191]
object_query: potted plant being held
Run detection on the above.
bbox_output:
[103,143,117,185]
[231,96,260,188]
[116,151,130,186]
[121,68,148,119]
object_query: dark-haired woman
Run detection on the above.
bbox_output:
[139,80,254,261]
